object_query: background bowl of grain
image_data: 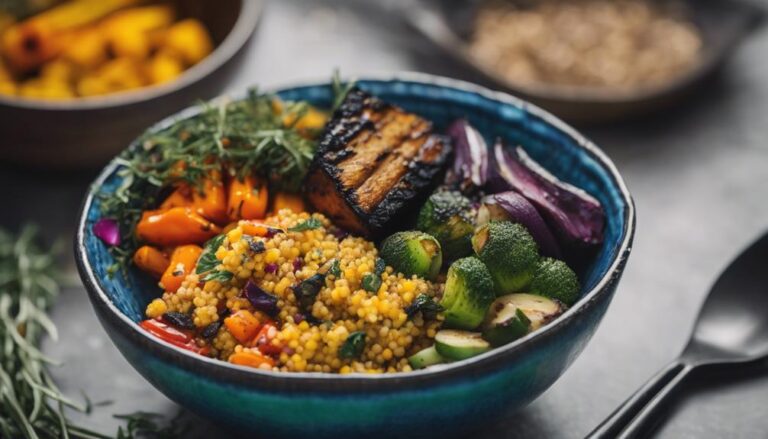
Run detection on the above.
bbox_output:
[0,0,262,169]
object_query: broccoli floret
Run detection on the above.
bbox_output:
[417,191,475,262]
[380,231,442,281]
[440,257,495,330]
[529,258,580,305]
[472,221,539,295]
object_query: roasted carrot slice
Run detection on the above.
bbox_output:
[229,350,275,369]
[136,207,221,246]
[159,244,203,293]
[240,221,283,238]
[227,175,268,221]
[224,310,263,344]
[159,173,227,224]
[272,192,305,214]
[133,245,170,279]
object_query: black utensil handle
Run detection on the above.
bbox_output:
[587,361,694,439]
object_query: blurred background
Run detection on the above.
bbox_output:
[1,0,767,437]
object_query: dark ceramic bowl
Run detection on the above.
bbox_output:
[75,74,636,439]
[0,0,263,169]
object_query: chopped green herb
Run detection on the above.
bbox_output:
[328,259,341,277]
[339,331,366,360]
[288,217,323,232]
[361,274,381,293]
[195,234,226,274]
[405,294,444,320]
[362,258,386,293]
[203,270,234,282]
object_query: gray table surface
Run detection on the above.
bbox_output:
[2,0,768,437]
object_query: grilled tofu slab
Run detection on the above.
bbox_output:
[305,88,452,237]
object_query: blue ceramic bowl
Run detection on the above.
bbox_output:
[75,74,635,439]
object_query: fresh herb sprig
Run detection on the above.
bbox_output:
[288,217,322,232]
[331,70,356,112]
[0,226,189,438]
[0,226,91,439]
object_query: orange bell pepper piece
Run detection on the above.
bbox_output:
[133,245,170,279]
[224,310,263,344]
[227,175,268,221]
[228,350,275,369]
[136,207,221,246]
[272,192,305,214]
[159,244,203,293]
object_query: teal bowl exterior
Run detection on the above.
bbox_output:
[75,74,635,439]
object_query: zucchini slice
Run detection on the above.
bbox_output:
[434,329,491,360]
[408,345,445,369]
[482,306,531,346]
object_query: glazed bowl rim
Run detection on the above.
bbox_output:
[75,72,636,389]
[0,0,264,111]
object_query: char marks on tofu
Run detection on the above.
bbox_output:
[305,88,452,237]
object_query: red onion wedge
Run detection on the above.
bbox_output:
[93,218,120,246]
[445,119,490,193]
[493,141,605,247]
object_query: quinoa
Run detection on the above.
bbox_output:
[146,209,444,373]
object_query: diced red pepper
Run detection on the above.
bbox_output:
[140,319,206,355]
[251,322,281,356]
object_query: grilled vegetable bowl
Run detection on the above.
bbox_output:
[75,74,635,438]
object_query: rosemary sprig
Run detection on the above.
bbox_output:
[0,226,93,439]
[0,227,189,438]
[331,69,355,112]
